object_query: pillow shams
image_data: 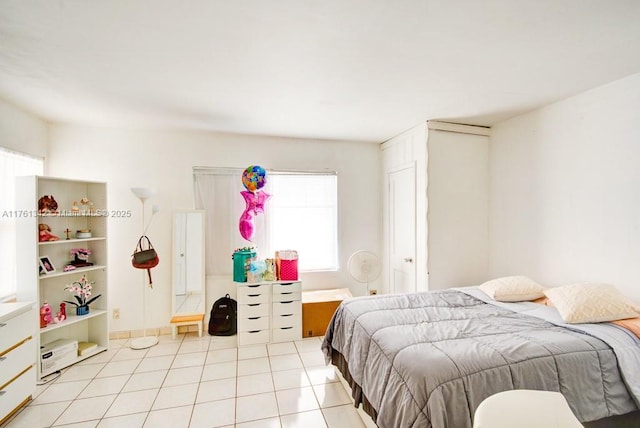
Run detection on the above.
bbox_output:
[544,283,639,324]
[611,317,640,338]
[479,276,545,302]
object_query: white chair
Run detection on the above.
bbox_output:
[473,390,584,428]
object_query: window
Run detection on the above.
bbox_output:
[194,168,338,275]
[268,174,338,271]
[0,147,44,300]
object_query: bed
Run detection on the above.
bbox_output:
[321,287,640,428]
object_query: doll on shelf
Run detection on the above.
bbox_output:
[53,302,67,323]
[38,223,59,242]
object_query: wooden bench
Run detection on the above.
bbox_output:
[170,314,204,339]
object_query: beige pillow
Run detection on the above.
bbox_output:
[544,283,639,324]
[479,276,545,302]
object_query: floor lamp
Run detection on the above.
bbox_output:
[130,187,159,350]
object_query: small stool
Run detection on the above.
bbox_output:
[170,314,204,339]
[473,390,583,428]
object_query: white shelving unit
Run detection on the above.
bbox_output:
[15,176,109,380]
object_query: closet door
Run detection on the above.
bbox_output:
[381,123,427,295]
[389,163,416,294]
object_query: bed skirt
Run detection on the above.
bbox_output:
[330,347,378,422]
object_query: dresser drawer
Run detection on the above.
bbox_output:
[272,301,302,317]
[0,337,35,388]
[238,330,269,346]
[238,303,269,318]
[0,365,35,422]
[237,285,270,304]
[272,282,301,295]
[272,313,301,330]
[273,291,301,303]
[237,315,269,333]
[0,310,33,353]
[271,326,301,343]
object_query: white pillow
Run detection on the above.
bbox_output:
[479,276,545,302]
[544,283,639,324]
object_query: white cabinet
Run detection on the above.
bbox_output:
[237,283,271,346]
[271,282,301,343]
[236,281,302,346]
[382,121,490,293]
[15,176,109,380]
[0,302,36,425]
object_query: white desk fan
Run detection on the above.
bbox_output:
[347,250,381,294]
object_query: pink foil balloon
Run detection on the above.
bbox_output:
[239,190,271,241]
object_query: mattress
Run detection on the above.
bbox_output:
[322,289,640,428]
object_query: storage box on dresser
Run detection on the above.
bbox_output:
[15,176,109,380]
[0,302,36,425]
[236,281,302,345]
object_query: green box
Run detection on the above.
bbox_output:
[232,250,256,282]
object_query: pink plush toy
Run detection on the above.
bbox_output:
[38,223,59,242]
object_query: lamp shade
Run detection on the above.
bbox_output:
[131,187,156,201]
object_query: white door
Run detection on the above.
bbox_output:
[389,164,416,294]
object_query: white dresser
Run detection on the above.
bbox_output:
[236,281,302,346]
[0,302,36,425]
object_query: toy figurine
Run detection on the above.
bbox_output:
[39,223,59,242]
[80,197,90,213]
[37,195,58,214]
[40,301,53,327]
[263,258,276,281]
[53,302,67,323]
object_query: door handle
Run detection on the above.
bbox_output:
[404,257,413,263]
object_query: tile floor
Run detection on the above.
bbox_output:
[3,335,372,428]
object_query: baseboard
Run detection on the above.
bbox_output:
[109,324,202,340]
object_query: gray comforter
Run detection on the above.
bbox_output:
[321,289,640,428]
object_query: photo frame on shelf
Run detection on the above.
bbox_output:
[39,256,56,274]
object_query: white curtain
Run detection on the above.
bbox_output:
[194,168,271,275]
[0,147,44,299]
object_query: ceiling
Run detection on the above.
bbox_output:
[1,1,639,143]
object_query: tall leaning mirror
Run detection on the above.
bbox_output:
[170,210,206,338]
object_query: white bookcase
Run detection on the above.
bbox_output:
[15,176,108,380]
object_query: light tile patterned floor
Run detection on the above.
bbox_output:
[2,335,370,428]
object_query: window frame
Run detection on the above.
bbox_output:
[193,167,339,275]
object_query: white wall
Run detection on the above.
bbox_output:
[47,126,381,332]
[489,72,640,302]
[428,129,489,289]
[0,98,48,160]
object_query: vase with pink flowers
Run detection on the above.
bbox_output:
[64,275,101,315]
